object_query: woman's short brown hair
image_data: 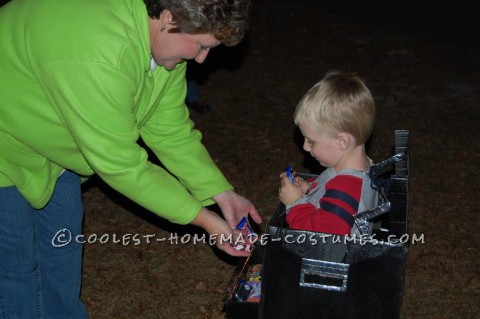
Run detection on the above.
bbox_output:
[144,0,250,46]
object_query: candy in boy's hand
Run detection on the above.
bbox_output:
[285,164,296,184]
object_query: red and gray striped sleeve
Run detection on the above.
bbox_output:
[285,175,362,235]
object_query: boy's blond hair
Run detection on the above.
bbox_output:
[294,70,375,144]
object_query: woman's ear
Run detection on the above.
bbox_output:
[159,9,173,26]
[336,133,351,151]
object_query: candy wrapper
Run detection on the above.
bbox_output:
[234,264,263,303]
[247,264,262,282]
[285,164,296,183]
[245,281,261,303]
[234,217,256,251]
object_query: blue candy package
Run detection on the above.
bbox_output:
[234,217,256,251]
[285,164,295,183]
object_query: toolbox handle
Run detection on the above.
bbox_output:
[299,258,349,292]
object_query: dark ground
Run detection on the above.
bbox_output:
[78,0,479,318]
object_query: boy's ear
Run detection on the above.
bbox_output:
[336,133,351,151]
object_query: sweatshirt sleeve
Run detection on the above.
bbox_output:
[139,63,233,207]
[286,175,363,235]
[37,61,204,225]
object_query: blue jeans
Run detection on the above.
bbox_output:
[0,171,88,319]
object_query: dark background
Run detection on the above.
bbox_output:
[2,0,479,318]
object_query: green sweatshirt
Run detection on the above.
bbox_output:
[0,0,232,224]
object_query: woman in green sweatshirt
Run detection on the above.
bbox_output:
[0,0,260,317]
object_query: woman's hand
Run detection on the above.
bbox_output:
[213,190,262,228]
[191,207,253,256]
[279,173,304,205]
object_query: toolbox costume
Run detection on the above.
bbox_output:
[0,0,232,317]
[224,131,410,319]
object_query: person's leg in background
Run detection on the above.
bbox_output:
[186,79,200,106]
[185,62,211,114]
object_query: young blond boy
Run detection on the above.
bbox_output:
[279,70,378,235]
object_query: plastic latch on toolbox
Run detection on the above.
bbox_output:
[299,258,350,292]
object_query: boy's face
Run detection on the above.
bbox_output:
[299,121,343,169]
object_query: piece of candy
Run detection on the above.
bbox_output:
[234,217,256,251]
[285,164,295,183]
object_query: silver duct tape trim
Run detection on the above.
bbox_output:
[370,152,407,176]
[354,202,391,235]
[299,258,350,292]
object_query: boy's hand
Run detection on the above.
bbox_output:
[279,173,304,205]
[297,177,310,194]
